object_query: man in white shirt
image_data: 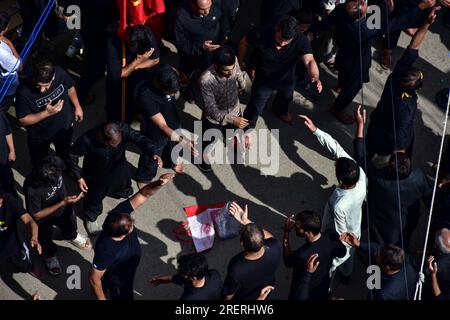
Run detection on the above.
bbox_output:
[0,11,22,111]
[300,115,367,276]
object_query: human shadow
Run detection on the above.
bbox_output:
[133,228,180,300]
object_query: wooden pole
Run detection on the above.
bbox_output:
[121,41,127,123]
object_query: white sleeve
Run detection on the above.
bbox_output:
[0,46,20,73]
[313,128,353,160]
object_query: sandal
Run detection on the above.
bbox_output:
[45,256,62,276]
[69,233,92,250]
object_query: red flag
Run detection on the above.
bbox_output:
[117,0,165,42]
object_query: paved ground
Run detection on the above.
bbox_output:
[0,0,449,300]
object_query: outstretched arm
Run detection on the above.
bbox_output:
[409,6,440,50]
[299,115,353,160]
[129,173,175,210]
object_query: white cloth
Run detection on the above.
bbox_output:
[0,41,19,77]
[313,128,367,271]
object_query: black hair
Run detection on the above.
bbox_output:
[399,68,423,93]
[128,25,156,55]
[240,223,265,253]
[32,61,55,83]
[213,45,236,67]
[154,64,180,93]
[101,122,122,143]
[0,12,10,33]
[379,244,405,271]
[276,15,299,40]
[297,8,313,25]
[389,153,412,180]
[32,156,66,187]
[336,158,360,187]
[177,253,209,279]
[295,210,321,235]
[102,213,134,238]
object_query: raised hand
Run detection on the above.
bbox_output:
[229,201,250,225]
[298,115,317,133]
[159,173,175,185]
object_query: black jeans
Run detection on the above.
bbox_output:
[334,74,363,112]
[0,162,18,198]
[27,127,73,168]
[83,163,132,222]
[38,206,77,257]
[243,79,295,129]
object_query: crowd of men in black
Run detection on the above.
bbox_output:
[0,0,450,301]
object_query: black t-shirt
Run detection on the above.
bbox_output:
[173,270,223,300]
[246,25,312,88]
[284,231,346,300]
[15,66,75,140]
[23,173,68,221]
[138,82,181,143]
[223,237,282,300]
[0,193,27,259]
[93,200,141,288]
[0,112,11,164]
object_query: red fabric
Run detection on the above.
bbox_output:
[183,203,226,218]
[118,0,166,42]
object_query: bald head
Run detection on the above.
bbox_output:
[191,0,212,17]
[435,228,450,254]
[100,122,122,147]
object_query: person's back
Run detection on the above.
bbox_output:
[373,255,417,300]
[224,237,282,300]
[287,230,346,300]
[369,165,431,245]
[176,269,222,300]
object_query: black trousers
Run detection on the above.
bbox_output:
[83,163,132,222]
[243,79,294,129]
[105,25,126,122]
[105,281,135,300]
[3,242,32,273]
[0,162,18,198]
[136,139,175,184]
[334,73,363,112]
[27,127,73,168]
[76,36,107,103]
[201,117,235,151]
[39,206,77,257]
